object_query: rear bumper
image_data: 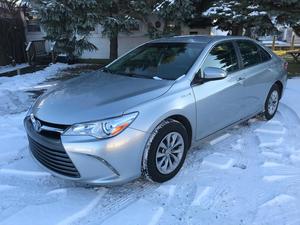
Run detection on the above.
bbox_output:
[24,117,148,185]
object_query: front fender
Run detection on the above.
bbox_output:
[126,80,197,141]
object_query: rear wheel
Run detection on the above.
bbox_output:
[263,84,280,120]
[142,119,188,183]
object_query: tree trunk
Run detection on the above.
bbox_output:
[231,24,243,36]
[293,26,300,37]
[244,27,252,38]
[67,52,75,65]
[109,35,118,60]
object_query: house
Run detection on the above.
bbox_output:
[24,15,211,61]
[282,28,300,45]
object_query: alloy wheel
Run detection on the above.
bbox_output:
[155,132,185,174]
[268,90,279,115]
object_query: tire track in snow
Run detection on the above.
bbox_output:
[56,189,107,225]
[73,181,158,225]
[147,207,164,225]
[260,194,296,207]
[253,103,300,224]
[0,168,51,177]
[191,186,211,206]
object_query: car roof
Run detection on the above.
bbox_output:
[149,35,251,44]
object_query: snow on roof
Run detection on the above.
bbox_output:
[154,0,175,12]
[203,2,267,19]
[248,11,267,17]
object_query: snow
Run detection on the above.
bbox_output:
[0,63,78,92]
[203,6,231,16]
[248,11,267,17]
[261,40,290,47]
[0,64,29,75]
[154,0,175,12]
[0,65,300,225]
[203,2,268,22]
[0,63,82,116]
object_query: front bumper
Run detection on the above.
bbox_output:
[24,117,148,185]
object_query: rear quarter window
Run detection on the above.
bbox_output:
[258,46,272,62]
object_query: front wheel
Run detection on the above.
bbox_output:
[142,119,189,183]
[263,84,280,120]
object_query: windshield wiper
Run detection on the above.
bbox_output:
[102,67,113,74]
[110,71,168,80]
[115,72,153,80]
[153,76,163,80]
[130,73,153,80]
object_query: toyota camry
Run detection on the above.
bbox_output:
[24,35,287,185]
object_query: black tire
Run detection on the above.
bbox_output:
[142,119,189,183]
[263,84,280,120]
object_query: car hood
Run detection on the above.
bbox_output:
[32,71,173,125]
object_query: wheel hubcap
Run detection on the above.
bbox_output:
[155,132,184,174]
[268,90,279,115]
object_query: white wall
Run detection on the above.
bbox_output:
[80,36,110,59]
[25,29,52,52]
[284,28,300,44]
[181,26,211,35]
[210,27,228,36]
[118,36,150,56]
[81,24,150,59]
[81,36,151,59]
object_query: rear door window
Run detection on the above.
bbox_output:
[237,40,261,68]
[259,46,272,62]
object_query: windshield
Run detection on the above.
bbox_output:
[106,42,204,80]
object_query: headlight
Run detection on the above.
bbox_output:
[63,112,138,139]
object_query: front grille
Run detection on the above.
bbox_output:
[39,130,61,139]
[28,136,80,178]
[38,119,69,130]
[38,118,69,140]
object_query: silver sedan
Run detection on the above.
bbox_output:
[24,35,288,185]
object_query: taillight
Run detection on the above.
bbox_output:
[283,62,288,71]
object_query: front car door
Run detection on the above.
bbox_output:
[192,41,249,140]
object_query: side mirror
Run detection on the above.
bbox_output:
[203,67,227,81]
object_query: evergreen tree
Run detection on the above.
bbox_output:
[95,0,142,60]
[136,0,211,38]
[203,0,276,37]
[30,0,98,63]
[151,0,195,37]
[256,0,300,36]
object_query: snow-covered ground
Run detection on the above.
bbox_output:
[0,64,29,75]
[0,65,300,225]
[0,63,81,116]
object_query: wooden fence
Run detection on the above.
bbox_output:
[0,17,26,66]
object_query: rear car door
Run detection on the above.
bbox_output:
[235,40,274,116]
[192,41,247,140]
